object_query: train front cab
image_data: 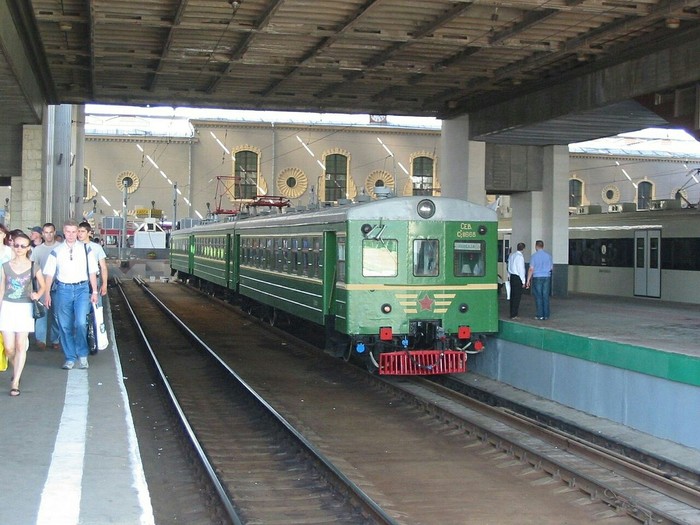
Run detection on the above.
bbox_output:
[338,205,498,376]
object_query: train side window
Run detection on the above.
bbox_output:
[266,238,274,269]
[454,241,484,277]
[313,237,322,278]
[337,237,346,282]
[300,237,310,276]
[413,239,439,276]
[363,239,398,277]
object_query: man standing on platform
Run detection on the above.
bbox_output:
[31,223,61,349]
[78,221,108,301]
[507,242,527,319]
[42,219,99,370]
[526,240,554,320]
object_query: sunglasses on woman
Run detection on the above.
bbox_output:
[13,243,29,249]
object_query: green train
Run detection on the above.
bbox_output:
[170,196,499,375]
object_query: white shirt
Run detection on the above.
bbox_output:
[42,241,98,283]
[507,250,526,282]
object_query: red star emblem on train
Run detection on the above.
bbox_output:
[418,294,434,311]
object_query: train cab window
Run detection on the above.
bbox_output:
[363,239,398,277]
[413,239,439,276]
[455,241,485,277]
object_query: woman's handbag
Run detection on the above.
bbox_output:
[32,299,46,319]
[31,262,46,319]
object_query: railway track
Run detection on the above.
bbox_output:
[117,279,699,524]
[117,277,395,525]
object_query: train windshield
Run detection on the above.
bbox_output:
[414,239,439,276]
[362,239,398,277]
[455,241,485,277]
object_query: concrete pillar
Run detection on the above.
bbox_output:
[510,192,534,259]
[439,115,486,203]
[12,125,43,229]
[509,145,569,296]
[543,146,569,296]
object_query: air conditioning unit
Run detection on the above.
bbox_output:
[649,199,681,210]
[577,205,602,215]
[608,202,636,213]
[102,216,124,230]
[178,217,200,229]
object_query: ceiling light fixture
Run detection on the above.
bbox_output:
[58,21,72,31]
[665,18,680,29]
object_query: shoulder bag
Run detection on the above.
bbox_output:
[31,262,46,319]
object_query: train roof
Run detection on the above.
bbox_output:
[173,196,496,234]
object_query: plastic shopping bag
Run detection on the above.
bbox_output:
[0,334,7,372]
[504,279,511,300]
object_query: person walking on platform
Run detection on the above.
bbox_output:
[78,221,108,302]
[30,223,61,349]
[0,232,47,396]
[507,242,527,319]
[42,220,99,370]
[526,240,554,320]
[0,224,12,265]
[30,226,44,248]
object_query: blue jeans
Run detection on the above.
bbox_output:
[35,304,60,345]
[531,277,551,319]
[53,282,92,362]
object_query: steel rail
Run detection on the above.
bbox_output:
[130,277,400,525]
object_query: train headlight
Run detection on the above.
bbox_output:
[417,199,436,219]
[459,303,468,313]
[381,303,392,314]
[478,225,487,235]
[361,223,373,235]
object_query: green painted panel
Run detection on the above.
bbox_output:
[497,321,700,387]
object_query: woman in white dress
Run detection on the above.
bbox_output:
[0,232,46,396]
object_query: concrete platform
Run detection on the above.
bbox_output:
[469,291,700,449]
[0,297,154,525]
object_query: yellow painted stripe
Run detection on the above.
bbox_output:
[404,309,418,314]
[343,283,497,291]
[395,294,419,299]
[434,301,452,306]
[434,294,456,299]
[434,309,448,313]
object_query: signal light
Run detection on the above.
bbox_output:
[458,326,471,339]
[379,327,393,341]
[381,303,392,314]
[474,340,485,351]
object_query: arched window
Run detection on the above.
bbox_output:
[234,150,258,199]
[325,154,347,202]
[412,156,434,196]
[569,178,583,207]
[637,181,653,210]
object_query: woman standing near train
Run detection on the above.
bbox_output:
[0,232,47,396]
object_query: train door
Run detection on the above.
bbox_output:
[634,229,661,298]
[498,232,511,284]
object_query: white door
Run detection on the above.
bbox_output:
[634,230,661,298]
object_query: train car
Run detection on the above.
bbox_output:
[499,207,700,305]
[568,207,700,304]
[171,196,500,375]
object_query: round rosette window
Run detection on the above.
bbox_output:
[276,168,308,199]
[365,170,395,198]
[116,171,140,193]
[601,184,620,204]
